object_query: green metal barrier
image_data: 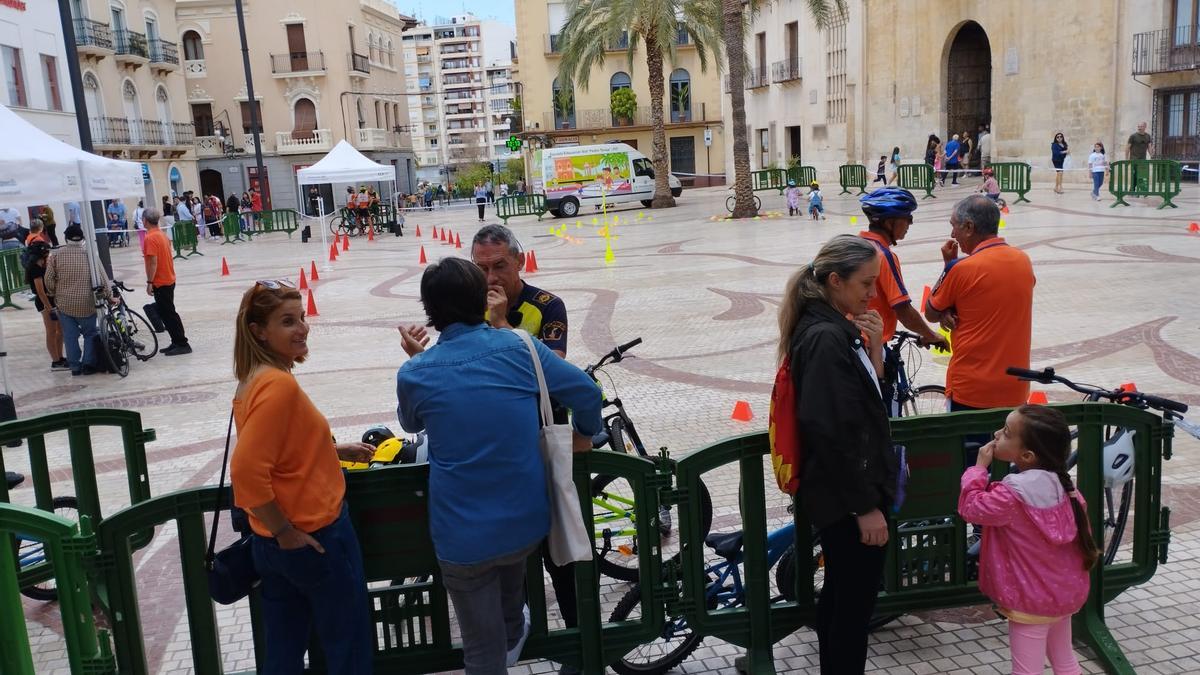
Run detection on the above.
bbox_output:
[495,193,549,224]
[897,163,936,199]
[220,213,248,244]
[0,247,27,310]
[671,403,1169,675]
[787,166,817,189]
[990,162,1033,203]
[0,506,114,674]
[374,203,402,234]
[245,209,301,238]
[838,164,868,195]
[751,169,787,194]
[1109,159,1182,209]
[171,220,201,259]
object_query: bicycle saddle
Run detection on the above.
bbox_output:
[5,470,24,490]
[704,531,744,559]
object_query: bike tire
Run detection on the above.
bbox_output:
[1103,481,1133,565]
[124,309,160,361]
[18,496,79,601]
[328,217,343,236]
[725,195,736,213]
[98,312,129,378]
[592,476,714,583]
[902,384,947,417]
[607,584,704,675]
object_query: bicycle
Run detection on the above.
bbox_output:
[725,192,762,214]
[94,281,160,377]
[1006,366,1198,565]
[885,330,947,417]
[329,207,373,238]
[5,471,79,601]
[584,338,714,582]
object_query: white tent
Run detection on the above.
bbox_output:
[0,103,144,396]
[296,140,396,266]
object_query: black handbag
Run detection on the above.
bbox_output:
[205,409,260,605]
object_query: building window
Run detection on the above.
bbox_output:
[182,30,204,60]
[83,72,103,117]
[758,128,769,168]
[123,80,142,143]
[825,17,847,123]
[610,71,631,93]
[191,102,214,136]
[669,136,695,174]
[1,45,26,108]
[40,54,62,111]
[240,100,262,135]
[292,98,317,138]
[552,77,575,129]
[1173,0,1199,47]
[670,68,691,122]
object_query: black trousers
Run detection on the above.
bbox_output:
[152,283,188,347]
[476,197,486,220]
[541,540,578,628]
[815,514,886,675]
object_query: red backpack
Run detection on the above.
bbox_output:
[768,356,803,495]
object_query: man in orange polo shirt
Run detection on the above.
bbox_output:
[924,194,1035,412]
[142,207,192,356]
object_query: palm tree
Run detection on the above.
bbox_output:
[724,0,845,218]
[557,0,723,209]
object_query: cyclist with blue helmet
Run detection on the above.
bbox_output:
[857,186,945,349]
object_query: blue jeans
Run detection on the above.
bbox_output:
[59,312,98,373]
[1092,171,1104,197]
[250,503,373,674]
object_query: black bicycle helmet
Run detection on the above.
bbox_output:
[361,426,395,448]
[859,186,918,222]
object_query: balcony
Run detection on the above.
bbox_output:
[772,57,801,83]
[746,66,768,89]
[607,33,630,51]
[194,132,267,158]
[354,127,397,151]
[539,105,711,132]
[350,52,370,77]
[1132,26,1200,75]
[276,128,333,154]
[270,52,326,77]
[148,39,179,73]
[90,117,195,154]
[113,29,149,68]
[546,33,562,55]
[73,18,112,58]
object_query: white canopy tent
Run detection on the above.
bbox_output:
[295,140,396,268]
[0,104,144,396]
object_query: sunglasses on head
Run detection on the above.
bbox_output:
[256,279,296,290]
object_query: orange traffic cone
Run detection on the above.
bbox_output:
[418,245,427,265]
[455,232,462,248]
[334,232,342,247]
[299,267,308,290]
[731,401,754,422]
[1189,222,1199,233]
[367,225,375,242]
[1027,391,1048,405]
[310,260,319,281]
[432,226,439,240]
[306,289,319,317]
[415,224,422,238]
[530,250,539,271]
[440,228,448,243]
[524,250,536,273]
[220,257,230,276]
[329,243,338,261]
[342,234,350,252]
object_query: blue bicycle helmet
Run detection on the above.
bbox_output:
[859,186,918,221]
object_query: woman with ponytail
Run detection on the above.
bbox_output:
[778,234,897,674]
[959,404,1099,674]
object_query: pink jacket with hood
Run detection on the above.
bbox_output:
[958,466,1091,619]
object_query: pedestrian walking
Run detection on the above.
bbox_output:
[1051,132,1069,194]
[474,182,488,223]
[132,200,146,249]
[1087,142,1108,201]
[142,208,192,356]
[959,130,974,173]
[1126,122,1153,191]
[889,146,901,184]
[944,134,962,185]
[872,156,887,184]
[977,125,992,168]
[933,143,946,186]
[45,224,113,376]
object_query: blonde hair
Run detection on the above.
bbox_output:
[776,234,878,365]
[233,284,305,381]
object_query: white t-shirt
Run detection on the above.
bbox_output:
[856,347,882,399]
[1087,151,1107,173]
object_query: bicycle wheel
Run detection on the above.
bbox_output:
[1103,481,1133,565]
[902,384,947,417]
[591,475,713,582]
[329,216,344,237]
[98,312,129,377]
[725,195,736,213]
[123,308,159,361]
[18,496,79,601]
[607,584,704,675]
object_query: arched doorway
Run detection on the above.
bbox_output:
[200,168,224,202]
[945,21,991,140]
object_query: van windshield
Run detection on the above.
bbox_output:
[633,158,654,178]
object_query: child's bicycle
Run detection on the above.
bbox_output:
[4,472,79,601]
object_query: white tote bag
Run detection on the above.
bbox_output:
[512,329,593,565]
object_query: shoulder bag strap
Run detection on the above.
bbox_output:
[511,329,553,430]
[205,408,236,568]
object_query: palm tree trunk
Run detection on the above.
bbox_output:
[644,33,676,209]
[723,0,756,218]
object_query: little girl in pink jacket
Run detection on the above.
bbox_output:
[959,404,1101,675]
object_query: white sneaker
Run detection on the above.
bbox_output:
[505,604,531,666]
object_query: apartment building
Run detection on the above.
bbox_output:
[66,0,198,208]
[401,14,517,185]
[0,0,79,146]
[513,1,726,187]
[175,0,417,212]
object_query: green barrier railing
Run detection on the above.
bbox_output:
[751,169,787,194]
[495,193,549,224]
[786,165,817,190]
[1109,159,1182,209]
[171,220,201,259]
[0,506,114,674]
[0,247,28,310]
[990,161,1033,203]
[373,203,402,234]
[897,163,936,198]
[838,164,868,195]
[672,403,1169,675]
[220,213,248,244]
[244,209,301,238]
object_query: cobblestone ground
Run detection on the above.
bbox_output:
[5,179,1200,674]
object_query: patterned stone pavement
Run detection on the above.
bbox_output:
[4,179,1200,674]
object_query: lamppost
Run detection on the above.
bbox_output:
[235,0,270,209]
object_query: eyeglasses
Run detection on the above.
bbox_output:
[256,279,296,290]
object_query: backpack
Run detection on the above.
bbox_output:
[768,356,803,495]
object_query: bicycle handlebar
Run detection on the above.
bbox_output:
[1005,367,1188,414]
[585,337,643,376]
[616,337,643,355]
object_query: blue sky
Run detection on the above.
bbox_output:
[401,0,516,25]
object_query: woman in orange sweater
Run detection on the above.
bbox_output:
[231,280,375,674]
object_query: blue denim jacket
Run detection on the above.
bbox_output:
[396,323,603,565]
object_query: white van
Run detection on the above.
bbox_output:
[530,143,683,218]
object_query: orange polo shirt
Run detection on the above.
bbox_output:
[142,229,176,287]
[928,238,1035,408]
[231,368,345,537]
[859,230,911,343]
